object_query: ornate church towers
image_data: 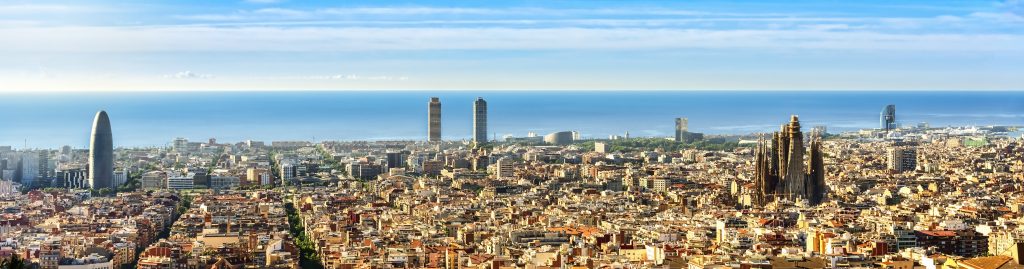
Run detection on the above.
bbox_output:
[753,115,826,207]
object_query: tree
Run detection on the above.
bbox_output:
[1,253,27,269]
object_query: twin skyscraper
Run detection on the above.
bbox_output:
[427,97,487,143]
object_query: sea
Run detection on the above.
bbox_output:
[1,91,1022,149]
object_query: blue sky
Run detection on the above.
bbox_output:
[0,0,1022,91]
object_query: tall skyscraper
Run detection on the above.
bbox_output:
[674,117,704,143]
[19,153,38,186]
[89,110,114,189]
[880,104,896,132]
[675,118,688,142]
[473,97,487,143]
[752,115,826,207]
[428,97,442,142]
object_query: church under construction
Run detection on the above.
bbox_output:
[752,115,827,207]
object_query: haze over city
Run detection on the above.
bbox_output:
[1,1,1024,269]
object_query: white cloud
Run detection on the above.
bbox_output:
[164,71,214,79]
[253,74,409,81]
[252,8,308,17]
[1,25,1021,53]
[170,7,806,23]
[0,4,83,14]
[244,0,285,4]
[969,11,1024,22]
[172,14,247,21]
[318,7,504,15]
[1000,0,1023,16]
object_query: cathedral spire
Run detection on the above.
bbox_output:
[751,116,826,207]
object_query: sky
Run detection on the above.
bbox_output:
[0,0,1022,91]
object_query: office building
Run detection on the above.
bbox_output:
[37,150,50,179]
[473,97,487,143]
[881,104,897,132]
[887,147,917,173]
[347,162,381,180]
[173,137,189,152]
[141,171,166,190]
[674,117,704,143]
[496,157,514,179]
[247,168,272,186]
[386,152,405,169]
[652,178,670,192]
[113,170,128,187]
[280,163,297,182]
[428,97,442,142]
[210,176,240,190]
[594,142,607,153]
[63,169,88,189]
[751,115,827,206]
[166,176,194,190]
[915,230,988,257]
[543,131,575,145]
[675,118,688,142]
[89,110,114,189]
[19,152,38,186]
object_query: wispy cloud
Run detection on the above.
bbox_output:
[252,8,308,17]
[2,26,1020,52]
[319,7,507,15]
[1000,0,1023,16]
[243,0,285,4]
[253,74,409,80]
[1,1,1022,91]
[969,11,1024,23]
[169,7,821,23]
[164,71,214,79]
[0,4,89,14]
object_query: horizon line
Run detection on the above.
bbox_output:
[1,89,1024,93]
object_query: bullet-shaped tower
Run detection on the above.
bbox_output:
[89,110,114,189]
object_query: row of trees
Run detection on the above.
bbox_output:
[0,254,26,269]
[284,202,324,269]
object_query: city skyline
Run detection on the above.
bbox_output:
[0,91,1021,149]
[2,98,1019,268]
[2,2,1024,269]
[3,1,1024,269]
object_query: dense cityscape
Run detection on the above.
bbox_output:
[0,97,1021,269]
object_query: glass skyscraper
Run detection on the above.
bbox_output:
[473,97,487,144]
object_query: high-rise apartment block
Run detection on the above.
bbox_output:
[887,147,917,172]
[473,97,487,144]
[428,97,442,142]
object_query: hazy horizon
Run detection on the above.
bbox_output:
[1,91,1021,149]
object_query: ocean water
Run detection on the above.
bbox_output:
[1,91,1022,148]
